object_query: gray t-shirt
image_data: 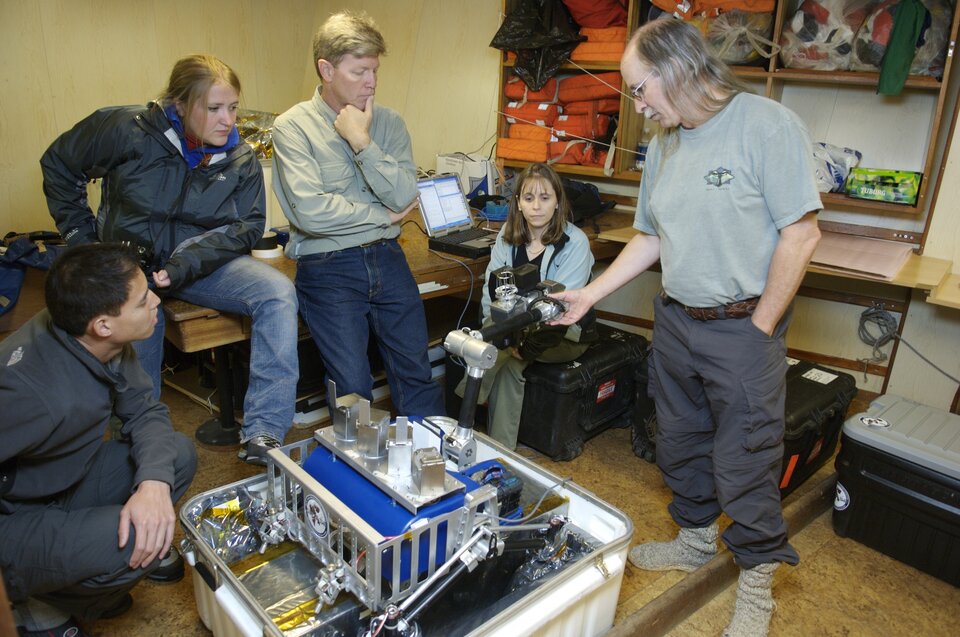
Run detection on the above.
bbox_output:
[634,92,822,307]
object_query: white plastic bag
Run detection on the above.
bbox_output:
[813,142,863,192]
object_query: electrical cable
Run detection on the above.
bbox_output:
[858,305,898,364]
[426,249,476,332]
[465,132,497,156]
[481,476,570,524]
[400,219,427,235]
[857,304,960,385]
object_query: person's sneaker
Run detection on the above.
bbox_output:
[241,433,282,466]
[17,617,91,637]
[146,546,184,583]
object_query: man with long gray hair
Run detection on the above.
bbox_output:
[551,17,822,636]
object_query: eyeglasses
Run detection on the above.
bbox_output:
[630,70,656,100]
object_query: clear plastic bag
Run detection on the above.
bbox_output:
[183,484,271,563]
[851,0,902,69]
[812,142,863,193]
[779,0,876,70]
[913,0,953,77]
[693,11,778,65]
[237,109,278,160]
[850,0,953,75]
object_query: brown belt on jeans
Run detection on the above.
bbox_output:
[358,238,390,248]
[659,291,760,321]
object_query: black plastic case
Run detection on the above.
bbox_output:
[779,359,858,496]
[833,395,960,586]
[629,357,856,498]
[518,324,651,461]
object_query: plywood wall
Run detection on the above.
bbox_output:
[2,0,958,407]
[0,0,501,233]
[309,1,503,171]
[885,125,960,409]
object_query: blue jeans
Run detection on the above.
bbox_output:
[295,239,444,419]
[134,256,299,443]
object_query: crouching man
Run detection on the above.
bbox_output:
[0,243,197,636]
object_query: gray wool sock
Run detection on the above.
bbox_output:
[723,562,780,637]
[628,523,718,572]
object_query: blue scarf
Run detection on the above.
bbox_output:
[163,104,241,169]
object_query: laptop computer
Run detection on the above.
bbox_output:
[417,174,498,259]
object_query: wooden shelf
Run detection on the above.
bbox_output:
[928,273,960,310]
[730,66,943,90]
[731,65,777,80]
[820,192,922,215]
[769,68,943,90]
[807,253,951,290]
[502,159,641,182]
[597,226,952,291]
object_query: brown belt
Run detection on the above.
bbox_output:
[660,291,759,321]
[358,238,391,248]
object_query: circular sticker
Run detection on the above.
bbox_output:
[860,416,890,428]
[304,494,329,538]
[834,483,850,511]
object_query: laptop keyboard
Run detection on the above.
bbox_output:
[444,227,492,244]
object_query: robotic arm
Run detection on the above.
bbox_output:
[441,263,566,468]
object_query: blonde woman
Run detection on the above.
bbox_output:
[41,55,298,465]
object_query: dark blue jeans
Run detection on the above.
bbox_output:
[295,239,444,419]
[134,256,300,444]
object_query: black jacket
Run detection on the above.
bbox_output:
[0,311,177,514]
[40,103,265,290]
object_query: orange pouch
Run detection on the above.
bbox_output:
[503,101,561,126]
[497,138,550,162]
[558,72,622,102]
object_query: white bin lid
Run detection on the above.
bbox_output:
[842,394,960,481]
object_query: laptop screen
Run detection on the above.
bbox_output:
[417,174,472,237]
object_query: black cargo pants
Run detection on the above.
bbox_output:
[648,295,799,569]
[0,433,197,620]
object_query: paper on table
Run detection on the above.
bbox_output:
[809,231,914,281]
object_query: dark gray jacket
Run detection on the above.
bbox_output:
[40,102,265,290]
[0,310,177,514]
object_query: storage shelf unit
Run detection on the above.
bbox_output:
[496,0,645,182]
[494,0,960,248]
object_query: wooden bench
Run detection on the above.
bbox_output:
[162,299,252,445]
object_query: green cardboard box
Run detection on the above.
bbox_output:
[844,168,922,206]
